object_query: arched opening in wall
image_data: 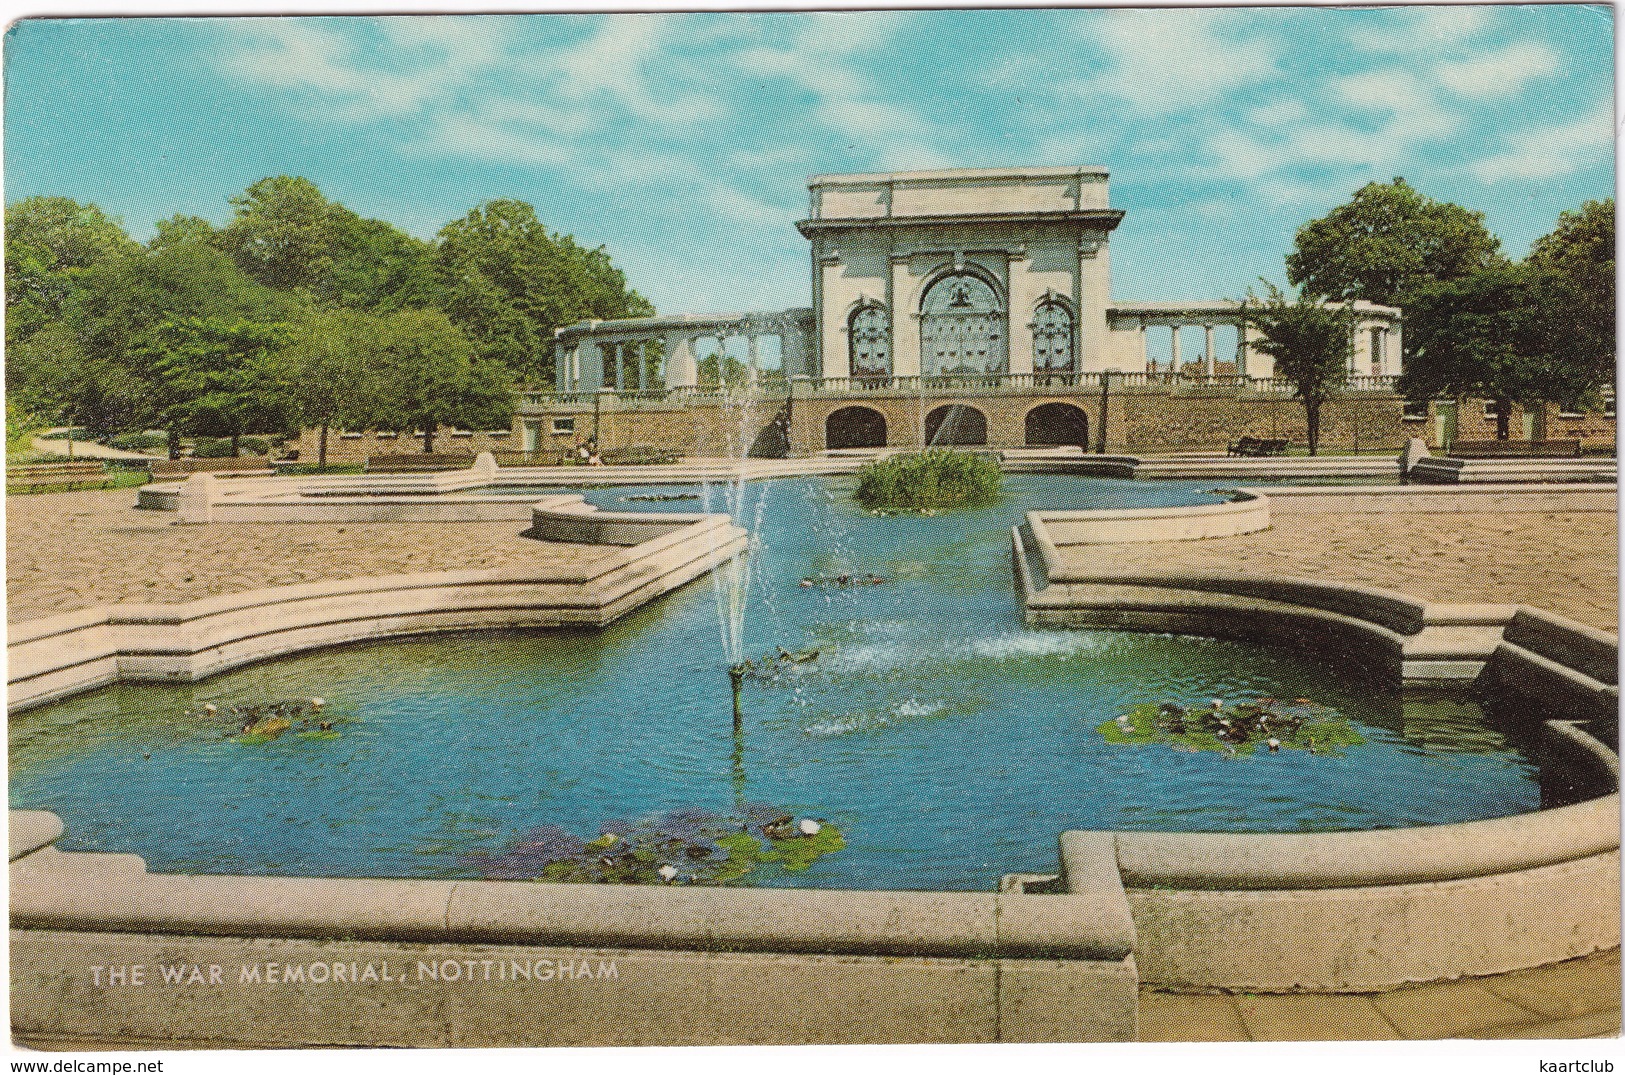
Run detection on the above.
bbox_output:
[920,271,1006,376]
[1025,402,1090,449]
[849,303,891,379]
[925,404,988,446]
[826,406,888,450]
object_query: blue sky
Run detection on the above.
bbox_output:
[4,6,1615,314]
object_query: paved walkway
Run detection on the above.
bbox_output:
[1141,948,1620,1040]
[6,488,612,623]
[1057,510,1619,633]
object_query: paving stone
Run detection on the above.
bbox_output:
[1233,992,1402,1041]
[1482,951,1623,1020]
[1472,1008,1621,1039]
[1373,978,1545,1039]
[1060,510,1617,633]
[1137,991,1250,1041]
[7,488,613,622]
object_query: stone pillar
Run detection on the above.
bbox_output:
[820,259,850,380]
[891,257,921,378]
[1204,324,1216,377]
[578,338,603,390]
[1235,320,1248,377]
[1169,324,1182,372]
[1388,321,1403,377]
[1243,323,1270,378]
[612,344,626,391]
[1350,323,1368,374]
[1006,253,1039,377]
[178,473,217,525]
[781,321,811,378]
[746,333,760,388]
[554,340,569,389]
[1137,320,1150,372]
[1077,240,1111,373]
[665,333,696,389]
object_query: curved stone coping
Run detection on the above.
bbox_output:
[526,494,717,546]
[1260,481,1617,514]
[9,839,1133,962]
[1026,491,1267,546]
[7,514,747,712]
[1073,794,1620,892]
[1033,564,1431,636]
[10,811,63,861]
[1411,454,1617,485]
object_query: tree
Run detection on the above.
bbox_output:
[434,199,653,385]
[5,196,139,346]
[279,308,392,469]
[1527,199,1615,392]
[1401,264,1608,440]
[141,315,299,456]
[147,214,218,252]
[1286,178,1505,308]
[215,176,436,312]
[368,309,514,452]
[1244,283,1355,455]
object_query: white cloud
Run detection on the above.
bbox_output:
[1063,10,1282,118]
[1435,43,1559,99]
[1469,101,1616,182]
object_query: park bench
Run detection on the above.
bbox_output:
[1446,439,1583,459]
[6,461,112,492]
[1225,436,1289,457]
[151,456,275,479]
[365,453,479,473]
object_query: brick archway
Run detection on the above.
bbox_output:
[825,406,888,449]
[925,404,988,446]
[1025,402,1090,448]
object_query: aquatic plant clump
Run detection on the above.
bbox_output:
[853,449,1002,513]
[461,805,845,885]
[1098,699,1365,757]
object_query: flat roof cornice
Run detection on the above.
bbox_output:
[796,208,1125,237]
[808,166,1109,186]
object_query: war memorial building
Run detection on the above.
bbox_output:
[306,166,1615,459]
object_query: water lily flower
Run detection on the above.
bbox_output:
[657,864,678,883]
[799,818,822,836]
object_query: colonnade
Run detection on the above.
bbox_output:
[554,311,816,392]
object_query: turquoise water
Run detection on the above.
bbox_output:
[9,474,1542,891]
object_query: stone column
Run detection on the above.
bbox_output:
[820,260,850,380]
[1005,253,1038,377]
[1077,240,1112,373]
[1204,324,1216,377]
[578,338,603,390]
[1235,320,1248,377]
[746,333,760,388]
[554,340,569,389]
[665,332,696,389]
[1137,320,1150,372]
[891,257,921,379]
[1169,323,1182,372]
[1350,323,1367,374]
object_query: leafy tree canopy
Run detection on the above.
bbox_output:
[434,199,654,386]
[216,175,437,311]
[366,307,514,451]
[1244,282,1355,455]
[1285,178,1505,308]
[5,196,140,345]
[1400,263,1611,432]
[140,315,300,450]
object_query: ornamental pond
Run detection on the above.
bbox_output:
[9,473,1544,891]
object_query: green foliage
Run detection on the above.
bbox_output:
[696,352,752,390]
[108,431,169,452]
[366,308,514,451]
[853,449,1002,512]
[1526,199,1615,404]
[5,399,44,456]
[464,808,845,886]
[1244,282,1355,455]
[1285,178,1505,307]
[1098,701,1365,757]
[1400,264,1610,436]
[434,199,654,385]
[191,437,235,458]
[5,195,139,346]
[139,315,299,446]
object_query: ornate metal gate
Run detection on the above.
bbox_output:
[920,273,1006,376]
